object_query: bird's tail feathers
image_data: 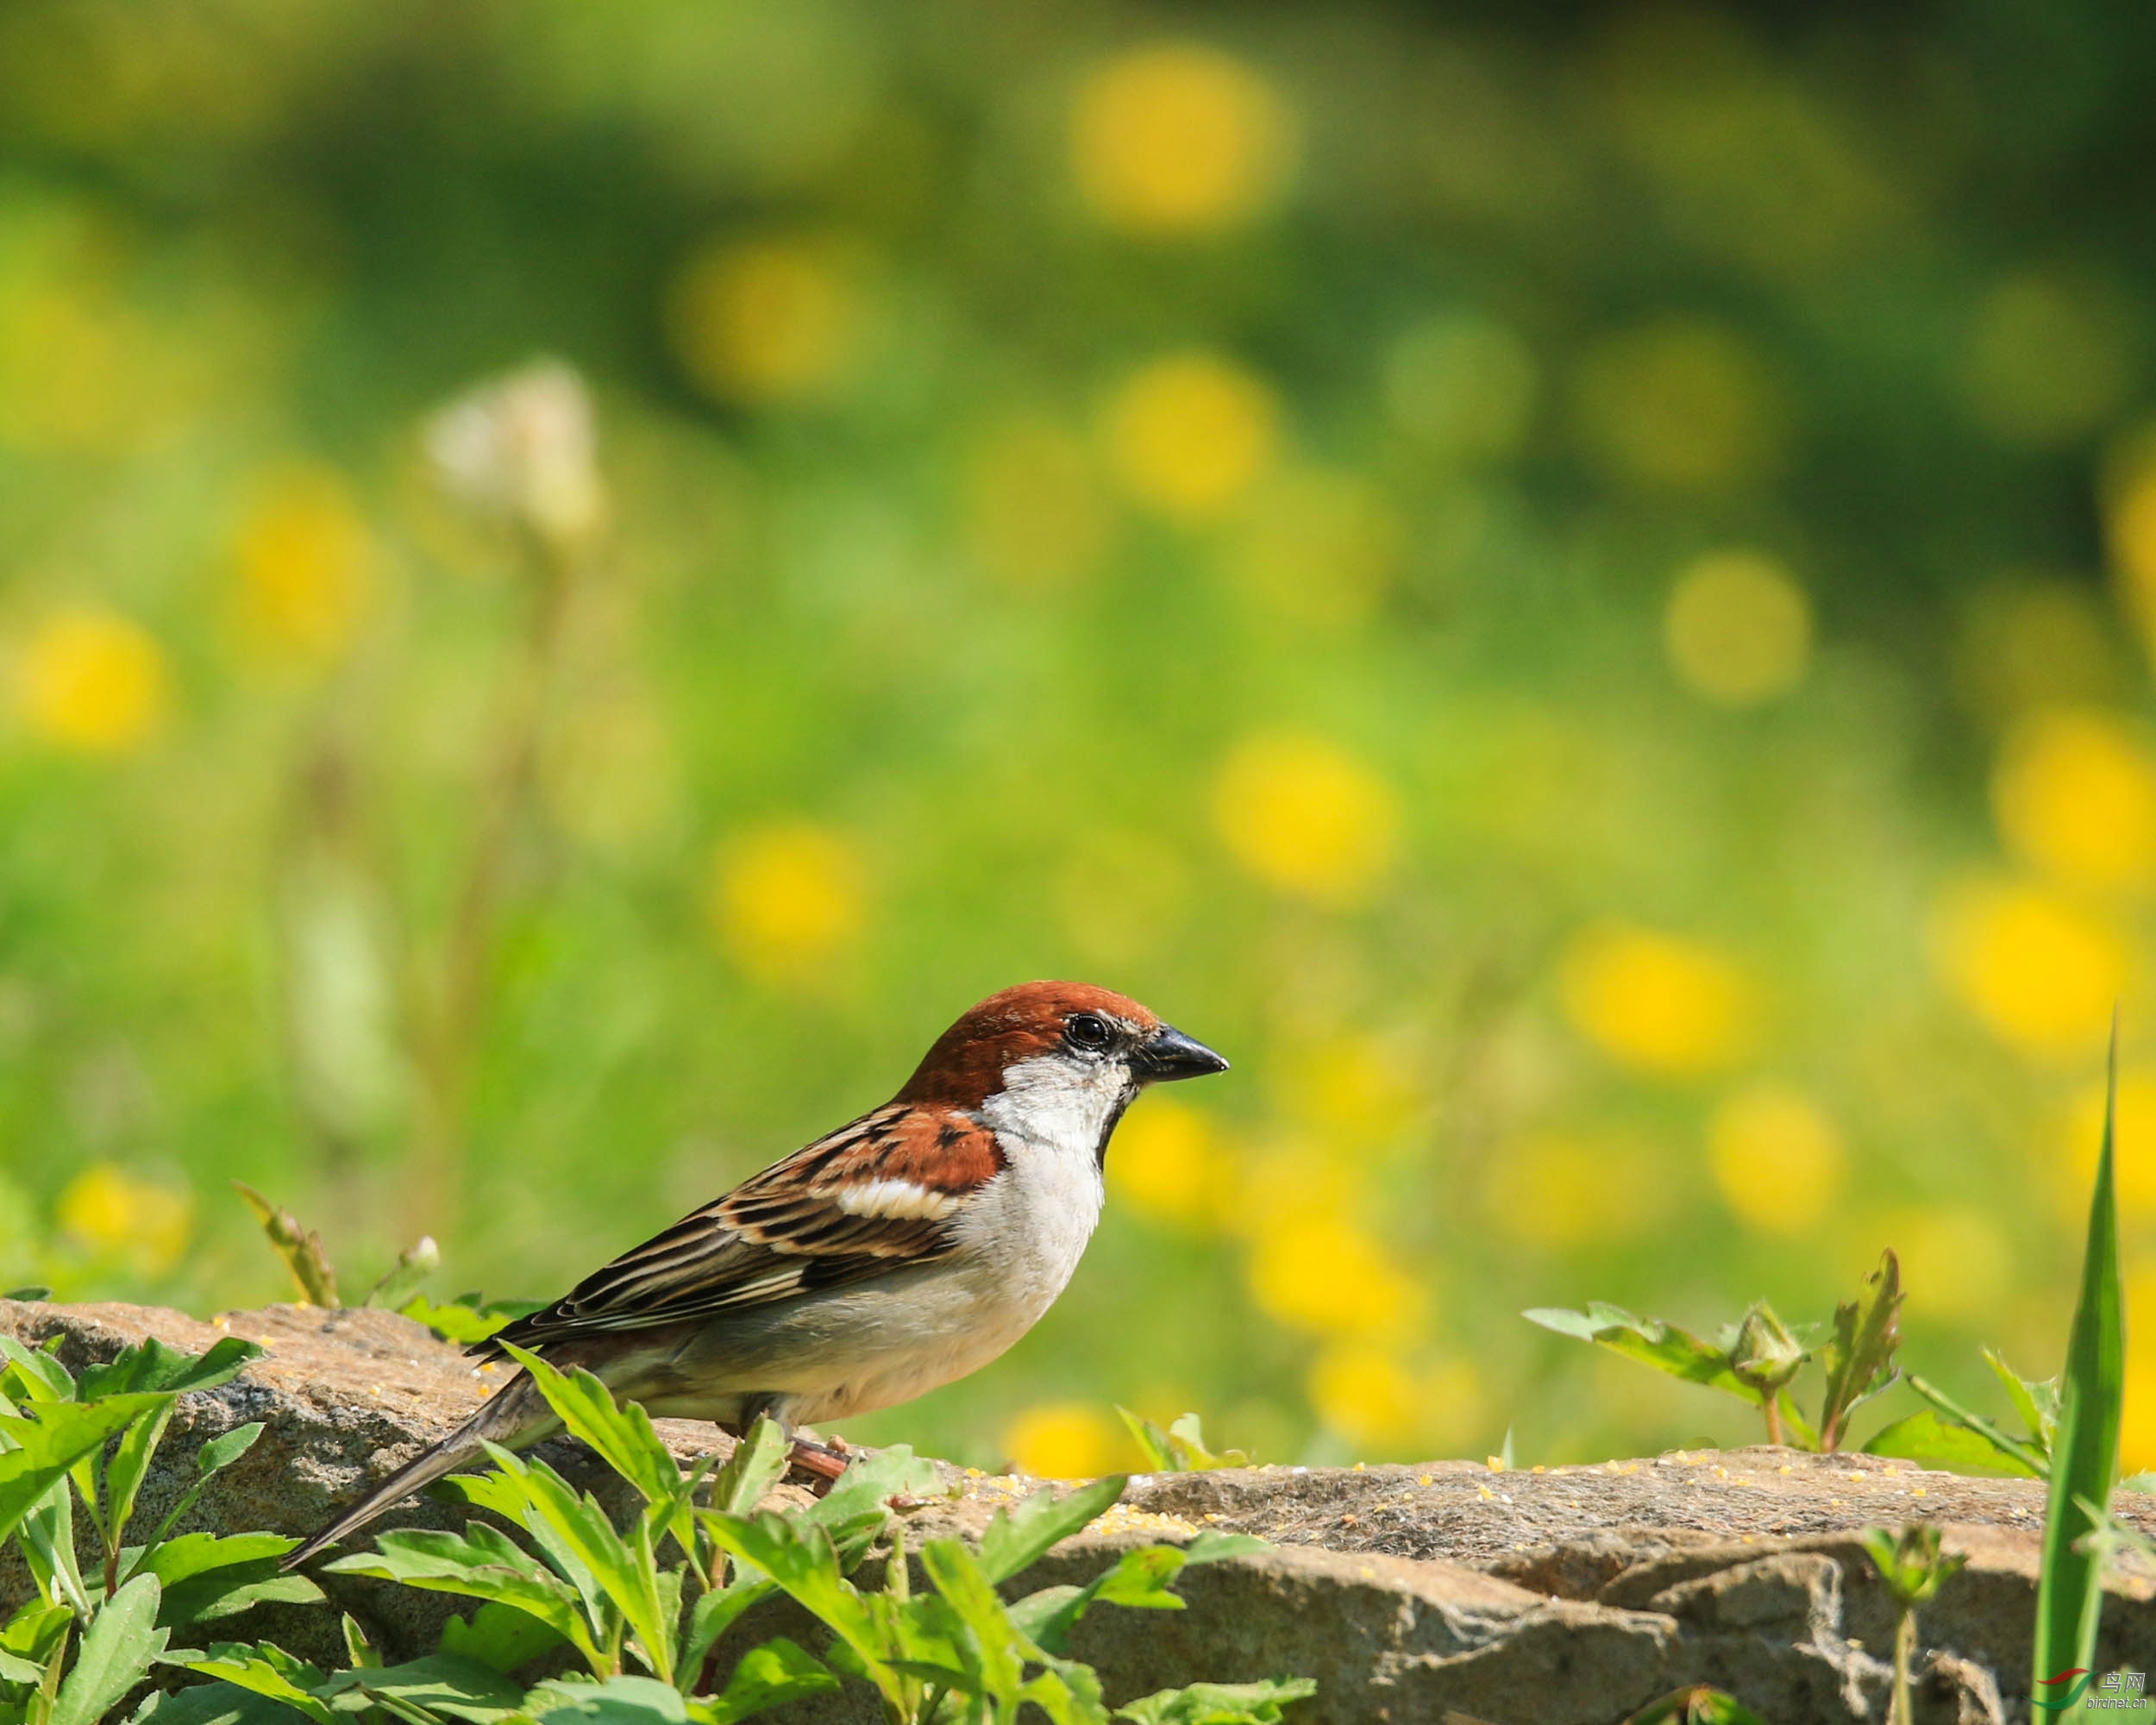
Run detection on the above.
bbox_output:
[281,1375,553,1571]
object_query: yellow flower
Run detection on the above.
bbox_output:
[962,413,1112,589]
[707,821,867,987]
[1484,1132,1666,1250]
[2058,1072,2156,1223]
[1880,1206,2011,1322]
[1307,1342,1421,1450]
[1105,352,1280,522]
[233,462,375,660]
[57,1164,191,1276]
[1571,317,1785,492]
[1246,1211,1419,1338]
[1663,550,1812,706]
[1212,732,1400,908]
[669,237,861,405]
[1558,921,1752,1078]
[1929,876,2124,1062]
[1107,1097,1229,1228]
[1004,1402,1124,1478]
[1227,468,1401,630]
[1990,708,2156,895]
[1708,1082,1846,1235]
[15,607,172,753]
[1069,43,1294,235]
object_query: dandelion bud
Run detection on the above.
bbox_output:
[1729,1299,1808,1396]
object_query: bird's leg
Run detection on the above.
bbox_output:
[736,1396,851,1494]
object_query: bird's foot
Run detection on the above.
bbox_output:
[786,1435,851,1493]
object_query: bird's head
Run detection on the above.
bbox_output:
[895,981,1228,1158]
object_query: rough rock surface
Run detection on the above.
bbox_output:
[5,1298,2152,1724]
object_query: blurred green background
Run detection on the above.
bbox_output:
[6,0,2156,1477]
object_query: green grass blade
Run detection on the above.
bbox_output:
[2034,1024,2127,1698]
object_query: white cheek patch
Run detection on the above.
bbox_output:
[825,1178,963,1220]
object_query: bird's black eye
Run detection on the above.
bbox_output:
[1067,1013,1111,1051]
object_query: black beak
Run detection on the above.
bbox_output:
[1133,1023,1230,1083]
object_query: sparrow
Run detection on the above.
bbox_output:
[285,981,1227,1565]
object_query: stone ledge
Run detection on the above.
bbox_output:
[6,1299,2150,1724]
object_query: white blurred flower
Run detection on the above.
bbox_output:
[425,359,605,548]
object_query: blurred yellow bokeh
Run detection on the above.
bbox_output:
[1246,1211,1419,1338]
[1664,549,1813,706]
[1559,921,1752,1078]
[1227,467,1401,630]
[1708,1082,1846,1235]
[1003,1402,1124,1478]
[1485,1132,1666,1250]
[1990,708,2156,894]
[57,1163,192,1276]
[1069,43,1294,235]
[1572,317,1785,492]
[1930,876,2124,1062]
[1108,1097,1230,1228]
[1105,352,1280,522]
[1272,1030,1421,1146]
[706,820,868,987]
[668,237,861,405]
[1307,1341,1421,1448]
[962,413,1112,589]
[14,607,172,754]
[1960,268,2139,451]
[2124,1349,2156,1475]
[1882,1205,2012,1321]
[1212,731,1400,907]
[2057,1072,2156,1222]
[233,462,376,661]
[2109,439,2156,656]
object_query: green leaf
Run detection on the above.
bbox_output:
[1816,1250,1903,1451]
[1113,1678,1318,1724]
[694,1637,839,1724]
[440,1602,567,1677]
[2,1287,52,1302]
[1089,1546,1188,1612]
[528,1673,689,1722]
[1622,1686,1771,1725]
[678,1580,775,1686]
[197,1423,266,1481]
[1023,1662,1114,1725]
[0,1645,45,1683]
[53,1574,169,1725]
[501,1444,674,1684]
[182,1645,335,1725]
[1522,1305,1751,1400]
[157,1556,325,1629]
[365,1237,442,1310]
[2,1596,71,1665]
[1116,1408,1177,1472]
[317,1653,525,1723]
[697,1514,898,1713]
[1897,1374,2049,1477]
[398,1296,517,1346]
[1866,1410,2043,1479]
[1181,1532,1268,1566]
[103,1401,177,1552]
[0,1336,78,1402]
[128,1679,305,1724]
[980,1477,1126,1584]
[78,1337,264,1402]
[920,1539,1025,1699]
[1984,1348,2058,1455]
[493,1346,682,1516]
[705,1420,788,1520]
[324,1526,598,1668]
[799,1445,943,1536]
[231,1184,340,1308]
[0,1395,167,1545]
[2035,1029,2127,1704]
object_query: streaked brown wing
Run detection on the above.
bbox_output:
[479,1102,1006,1357]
